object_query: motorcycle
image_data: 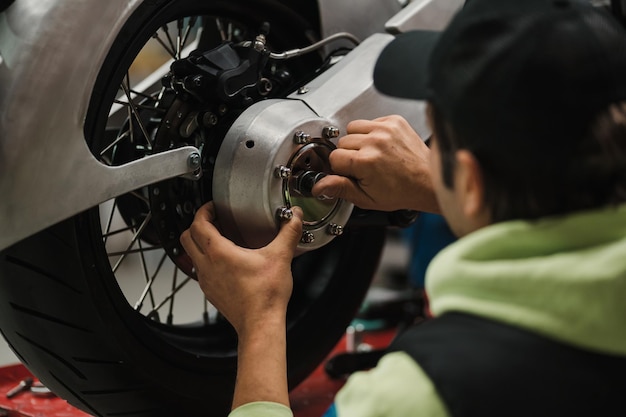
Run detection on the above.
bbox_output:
[0,0,529,415]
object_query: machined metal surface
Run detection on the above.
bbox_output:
[213,33,430,252]
[0,0,199,251]
[213,99,354,251]
[385,0,464,33]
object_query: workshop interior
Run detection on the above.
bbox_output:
[1,0,625,416]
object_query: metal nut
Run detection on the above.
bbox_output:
[294,131,311,145]
[323,126,340,139]
[275,165,292,179]
[301,231,315,244]
[276,207,294,221]
[327,223,344,236]
[187,152,201,170]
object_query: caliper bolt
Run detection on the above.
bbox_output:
[327,223,344,236]
[323,126,340,139]
[188,152,201,170]
[276,207,294,221]
[275,165,292,179]
[301,231,315,244]
[294,131,311,145]
[202,112,218,127]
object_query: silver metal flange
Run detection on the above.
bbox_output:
[212,98,353,252]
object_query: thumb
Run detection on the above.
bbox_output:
[267,206,304,256]
[312,175,361,203]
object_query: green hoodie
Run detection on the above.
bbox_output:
[231,204,626,417]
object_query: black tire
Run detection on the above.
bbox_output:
[0,1,385,416]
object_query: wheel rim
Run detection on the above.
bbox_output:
[82,1,373,354]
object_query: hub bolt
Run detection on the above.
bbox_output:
[327,223,344,236]
[294,131,311,145]
[275,165,292,179]
[323,126,340,139]
[276,207,294,221]
[301,231,315,244]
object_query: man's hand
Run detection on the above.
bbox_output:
[180,202,303,410]
[312,115,440,214]
[179,202,303,336]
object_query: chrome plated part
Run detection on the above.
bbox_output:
[276,207,294,221]
[294,131,311,145]
[322,126,340,139]
[301,231,315,244]
[268,32,360,60]
[275,165,292,179]
[327,223,344,236]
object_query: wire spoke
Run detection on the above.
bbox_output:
[134,251,168,311]
[215,18,228,42]
[122,75,153,149]
[111,212,153,273]
[101,14,235,327]
[166,266,179,325]
[113,100,166,113]
[176,18,184,59]
[107,245,162,257]
[149,276,193,316]
[99,130,129,157]
[136,238,158,310]
[103,200,118,245]
[181,16,198,50]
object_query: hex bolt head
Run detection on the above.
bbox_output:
[202,112,218,127]
[276,207,294,221]
[323,126,340,139]
[275,165,292,179]
[327,223,344,236]
[301,231,315,244]
[187,153,201,170]
[297,86,310,95]
[294,131,311,145]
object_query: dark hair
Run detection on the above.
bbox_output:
[429,101,626,223]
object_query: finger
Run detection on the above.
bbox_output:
[336,133,371,151]
[187,202,227,252]
[327,148,360,178]
[180,228,204,259]
[267,206,304,256]
[193,201,217,224]
[346,119,378,134]
[312,175,372,207]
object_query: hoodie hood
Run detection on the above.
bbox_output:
[426,204,626,356]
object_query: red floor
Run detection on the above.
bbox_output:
[0,329,395,417]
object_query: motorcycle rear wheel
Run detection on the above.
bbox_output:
[0,1,385,416]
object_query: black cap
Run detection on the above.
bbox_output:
[374,0,626,168]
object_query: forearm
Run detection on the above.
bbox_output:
[232,315,290,410]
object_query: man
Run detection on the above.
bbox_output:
[180,0,626,415]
